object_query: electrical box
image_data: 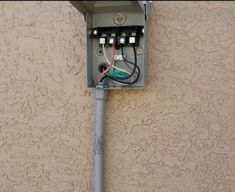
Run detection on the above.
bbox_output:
[70,1,151,89]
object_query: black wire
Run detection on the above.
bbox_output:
[100,65,140,84]
[101,46,140,85]
[113,46,138,80]
[104,67,140,85]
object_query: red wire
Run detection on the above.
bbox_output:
[97,44,115,83]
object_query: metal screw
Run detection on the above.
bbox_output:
[136,47,143,55]
[114,11,127,25]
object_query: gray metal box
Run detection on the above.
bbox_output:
[70,1,151,89]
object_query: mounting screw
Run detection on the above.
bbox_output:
[88,80,94,87]
[114,11,127,25]
[136,47,143,55]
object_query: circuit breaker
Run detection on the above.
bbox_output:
[70,1,151,89]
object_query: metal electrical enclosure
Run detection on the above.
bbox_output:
[70,1,151,89]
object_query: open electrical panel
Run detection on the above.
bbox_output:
[70,1,151,89]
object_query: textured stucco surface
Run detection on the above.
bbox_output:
[0,1,235,192]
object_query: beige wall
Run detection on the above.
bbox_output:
[0,1,235,192]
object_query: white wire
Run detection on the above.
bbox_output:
[111,80,129,86]
[102,44,111,65]
[112,64,131,75]
[102,44,131,75]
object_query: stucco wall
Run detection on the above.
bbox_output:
[0,1,235,192]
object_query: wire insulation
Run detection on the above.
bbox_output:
[97,44,115,83]
[102,46,140,85]
[102,44,131,75]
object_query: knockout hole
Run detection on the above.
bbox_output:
[98,63,108,72]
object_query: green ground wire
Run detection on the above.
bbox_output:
[101,60,129,84]
[102,69,129,84]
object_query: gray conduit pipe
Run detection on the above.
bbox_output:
[94,89,107,192]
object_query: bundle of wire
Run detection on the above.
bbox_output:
[96,43,116,83]
[97,44,140,86]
